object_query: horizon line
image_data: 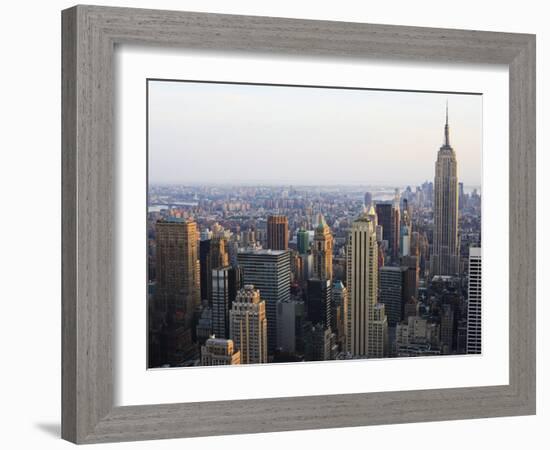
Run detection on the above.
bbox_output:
[148,181,482,189]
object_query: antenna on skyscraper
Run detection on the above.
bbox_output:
[444,100,450,147]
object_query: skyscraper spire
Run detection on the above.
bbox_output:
[444,101,450,147]
[432,100,459,276]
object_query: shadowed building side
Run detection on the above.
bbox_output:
[155,218,200,325]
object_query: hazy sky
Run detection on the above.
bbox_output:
[148,80,482,187]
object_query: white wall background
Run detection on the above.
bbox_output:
[0,1,546,449]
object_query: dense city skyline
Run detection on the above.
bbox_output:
[147,86,482,369]
[148,81,482,186]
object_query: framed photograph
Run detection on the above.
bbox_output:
[62,5,536,444]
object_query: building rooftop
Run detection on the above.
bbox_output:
[205,336,233,345]
[157,217,187,223]
[237,248,288,256]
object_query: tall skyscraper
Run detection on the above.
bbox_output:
[207,238,230,304]
[375,202,400,261]
[155,218,200,326]
[267,215,289,250]
[201,337,241,366]
[296,227,310,254]
[210,237,229,269]
[199,238,211,303]
[237,249,291,353]
[229,285,268,364]
[431,105,460,276]
[392,201,401,260]
[466,247,482,354]
[346,210,380,356]
[392,189,402,254]
[199,236,229,304]
[211,266,243,339]
[379,266,406,327]
[312,213,333,280]
[376,203,392,246]
[306,278,332,328]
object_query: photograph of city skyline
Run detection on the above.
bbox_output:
[147,79,482,369]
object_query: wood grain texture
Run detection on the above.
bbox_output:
[61,7,77,443]
[61,4,536,444]
[62,5,114,443]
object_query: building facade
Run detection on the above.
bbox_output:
[211,266,243,339]
[403,297,420,321]
[237,249,291,354]
[303,323,333,361]
[155,218,200,326]
[229,285,268,364]
[375,202,400,261]
[200,237,229,305]
[276,298,305,354]
[440,303,455,354]
[379,266,406,327]
[306,278,332,328]
[331,280,348,351]
[466,247,482,354]
[199,238,211,303]
[369,303,388,358]
[400,224,411,257]
[267,215,289,250]
[431,106,460,276]
[395,316,441,357]
[297,227,310,254]
[312,213,333,280]
[201,337,241,366]
[346,211,380,356]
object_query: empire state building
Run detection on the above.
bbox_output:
[431,105,460,276]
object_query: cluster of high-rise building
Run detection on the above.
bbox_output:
[148,107,482,367]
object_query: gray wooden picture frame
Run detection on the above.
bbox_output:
[61,4,536,444]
